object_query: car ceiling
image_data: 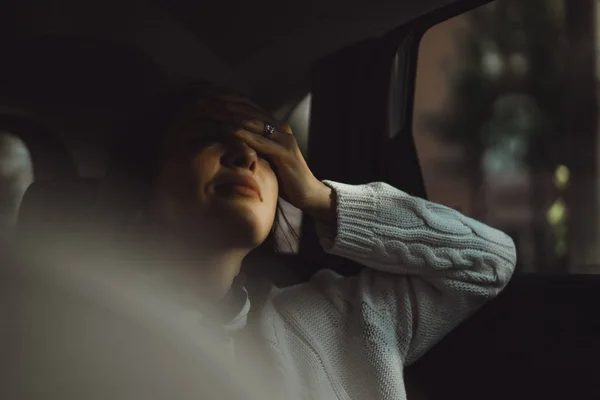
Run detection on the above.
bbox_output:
[2,0,468,177]
[153,0,462,100]
[5,0,465,106]
[153,0,456,65]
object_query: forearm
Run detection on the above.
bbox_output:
[316,181,516,285]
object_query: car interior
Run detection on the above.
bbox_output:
[3,0,600,398]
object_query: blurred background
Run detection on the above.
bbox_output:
[413,0,600,274]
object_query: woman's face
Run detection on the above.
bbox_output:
[154,102,279,250]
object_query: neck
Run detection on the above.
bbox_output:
[155,229,251,301]
[197,248,249,300]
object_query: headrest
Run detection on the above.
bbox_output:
[17,179,102,238]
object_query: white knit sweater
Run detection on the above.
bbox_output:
[222,180,517,400]
[5,180,516,400]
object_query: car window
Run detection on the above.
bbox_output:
[413,0,599,273]
[0,131,34,234]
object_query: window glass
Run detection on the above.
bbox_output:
[0,131,34,234]
[413,0,599,273]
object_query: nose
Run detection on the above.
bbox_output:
[222,139,258,172]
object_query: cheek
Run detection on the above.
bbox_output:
[191,151,221,198]
[263,170,280,213]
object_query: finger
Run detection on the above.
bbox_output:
[232,118,293,145]
[228,127,284,157]
[224,102,291,134]
[193,98,274,131]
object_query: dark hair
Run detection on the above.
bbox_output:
[104,81,298,254]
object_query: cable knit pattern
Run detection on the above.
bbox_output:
[241,180,516,400]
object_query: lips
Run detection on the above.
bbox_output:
[214,174,262,201]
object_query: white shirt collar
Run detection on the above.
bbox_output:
[222,284,250,332]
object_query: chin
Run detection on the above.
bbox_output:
[207,209,266,246]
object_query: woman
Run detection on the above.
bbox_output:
[104,82,516,400]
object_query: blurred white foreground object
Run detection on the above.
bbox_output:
[0,244,281,400]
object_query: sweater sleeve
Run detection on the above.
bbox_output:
[311,180,516,365]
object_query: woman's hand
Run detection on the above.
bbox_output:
[197,96,336,225]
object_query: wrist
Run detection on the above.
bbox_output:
[303,181,337,226]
